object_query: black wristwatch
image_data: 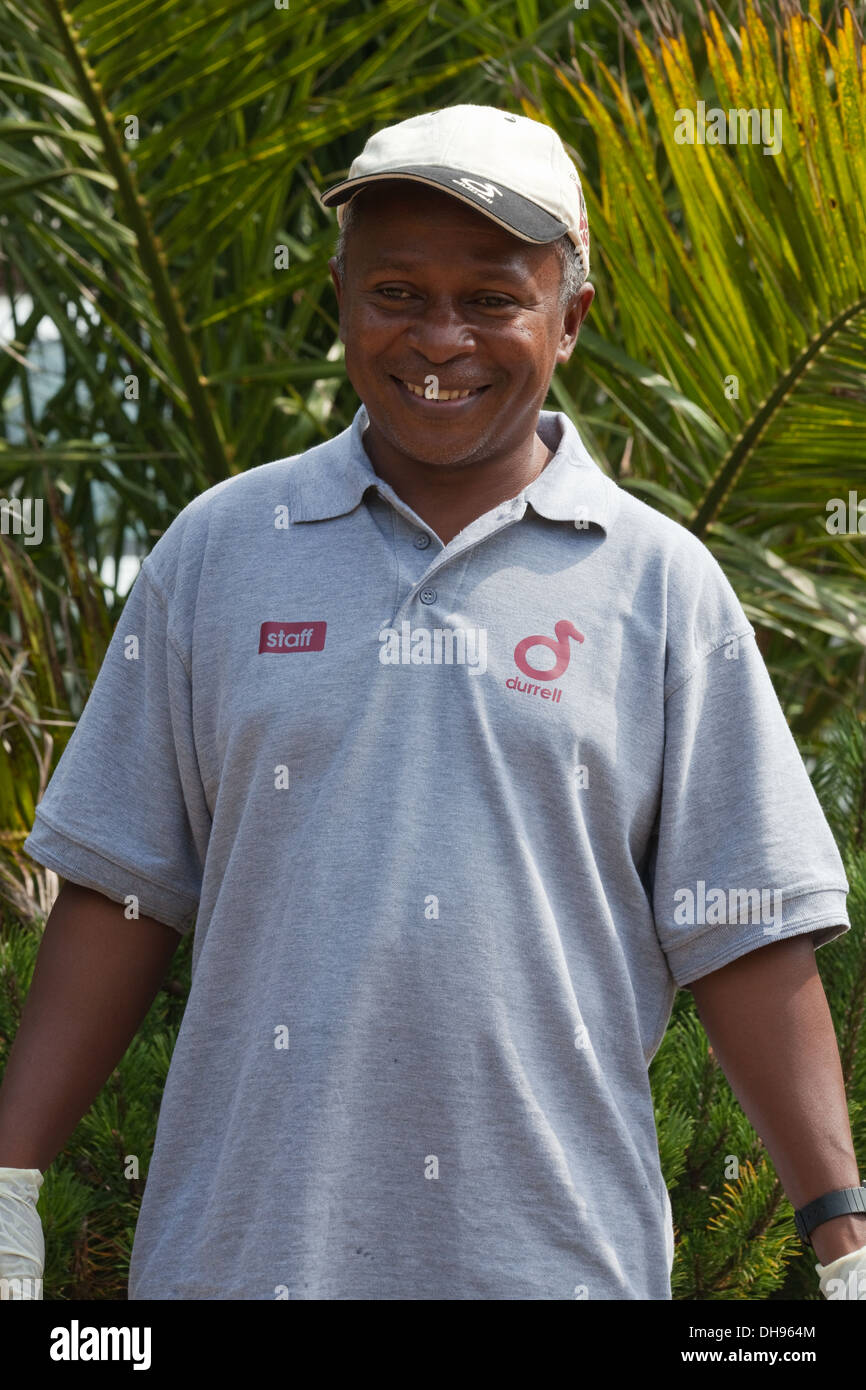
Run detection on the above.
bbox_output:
[794,1180,866,1247]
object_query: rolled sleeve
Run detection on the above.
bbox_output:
[23,562,209,933]
[651,632,850,987]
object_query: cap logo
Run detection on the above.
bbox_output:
[451,177,503,204]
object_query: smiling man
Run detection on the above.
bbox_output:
[2,105,865,1303]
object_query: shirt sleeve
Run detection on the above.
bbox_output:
[22,560,209,933]
[649,629,850,987]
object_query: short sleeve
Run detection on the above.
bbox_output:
[23,561,209,933]
[649,630,850,987]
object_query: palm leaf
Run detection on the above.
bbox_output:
[549,0,866,727]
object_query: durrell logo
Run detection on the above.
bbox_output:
[514,620,584,679]
[506,620,584,706]
[259,621,326,652]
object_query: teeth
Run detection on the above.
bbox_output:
[400,379,476,400]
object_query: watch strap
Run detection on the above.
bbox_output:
[794,1180,866,1246]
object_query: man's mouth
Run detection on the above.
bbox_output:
[391,375,490,403]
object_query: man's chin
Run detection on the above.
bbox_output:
[363,410,492,470]
[375,438,487,471]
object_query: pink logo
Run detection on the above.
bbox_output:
[578,189,589,254]
[259,621,327,653]
[514,620,584,681]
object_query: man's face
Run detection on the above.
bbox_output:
[328,183,594,470]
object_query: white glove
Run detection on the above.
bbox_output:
[0,1166,45,1300]
[815,1239,866,1299]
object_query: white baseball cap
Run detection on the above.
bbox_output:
[320,104,590,280]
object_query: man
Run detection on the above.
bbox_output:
[1,105,864,1301]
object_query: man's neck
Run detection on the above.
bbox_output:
[364,429,554,548]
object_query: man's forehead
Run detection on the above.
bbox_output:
[351,211,551,273]
[359,243,535,273]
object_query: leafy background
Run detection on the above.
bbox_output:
[0,0,864,1297]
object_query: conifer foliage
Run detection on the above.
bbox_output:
[0,918,192,1300]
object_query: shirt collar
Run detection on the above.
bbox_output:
[286,402,613,534]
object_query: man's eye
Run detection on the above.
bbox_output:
[374,288,512,308]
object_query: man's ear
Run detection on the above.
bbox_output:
[556,282,595,368]
[328,256,342,308]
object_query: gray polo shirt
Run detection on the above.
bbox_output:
[23,403,849,1300]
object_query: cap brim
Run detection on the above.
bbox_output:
[320,166,568,244]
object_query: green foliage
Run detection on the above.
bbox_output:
[0,914,192,1300]
[804,709,866,1166]
[650,1002,812,1299]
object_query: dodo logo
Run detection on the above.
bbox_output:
[506,620,585,706]
[514,620,584,680]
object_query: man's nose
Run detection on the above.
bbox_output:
[403,299,477,361]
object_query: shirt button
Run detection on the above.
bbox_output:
[419,587,436,604]
[413,532,431,549]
